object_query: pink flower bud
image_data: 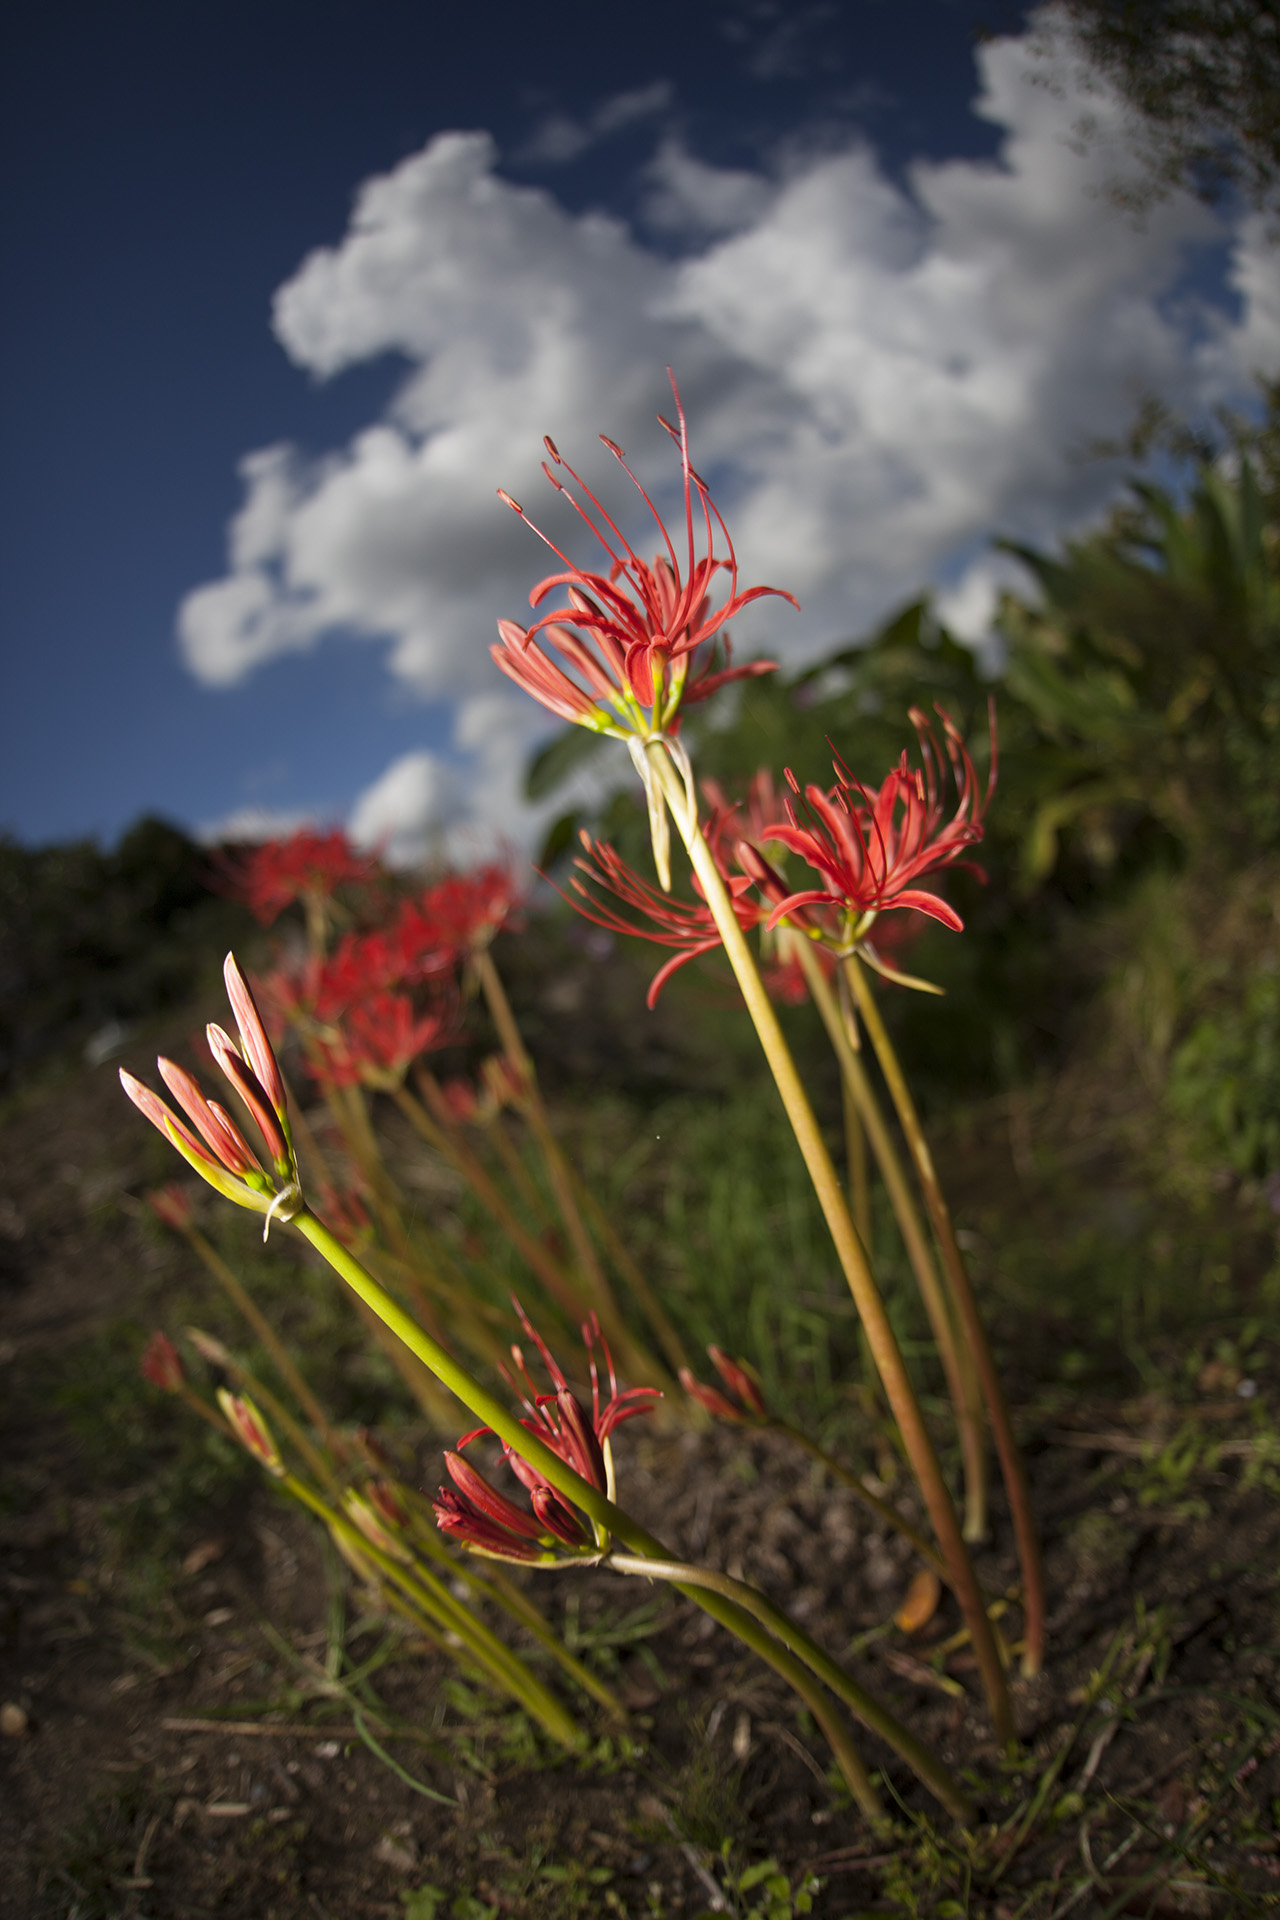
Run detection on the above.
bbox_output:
[140,1331,184,1392]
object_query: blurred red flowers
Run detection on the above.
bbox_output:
[215,829,380,926]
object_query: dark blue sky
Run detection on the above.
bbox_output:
[1,0,1028,847]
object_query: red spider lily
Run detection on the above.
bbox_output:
[146,1183,195,1233]
[140,1330,185,1393]
[218,1390,285,1477]
[120,955,302,1230]
[433,1303,660,1562]
[215,829,383,926]
[494,372,795,731]
[401,863,522,957]
[763,706,996,949]
[679,1346,769,1423]
[563,822,763,1008]
[309,990,456,1090]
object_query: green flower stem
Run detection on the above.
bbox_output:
[289,1206,971,1817]
[182,1223,341,1456]
[794,941,989,1544]
[606,1555,969,1822]
[845,955,1045,1677]
[643,741,1015,1749]
[282,1472,583,1748]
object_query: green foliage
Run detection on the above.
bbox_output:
[0,815,255,1091]
[1168,960,1280,1181]
[695,1842,820,1920]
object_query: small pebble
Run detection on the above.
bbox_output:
[1,1703,30,1738]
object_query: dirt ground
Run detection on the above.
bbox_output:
[2,1037,1279,1918]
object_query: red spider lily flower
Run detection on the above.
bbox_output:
[679,1346,769,1423]
[217,1390,285,1476]
[140,1330,185,1393]
[214,828,383,926]
[763,706,996,951]
[120,953,302,1233]
[563,822,763,1008]
[494,372,796,733]
[434,1303,660,1562]
[309,991,456,1090]
[401,863,522,959]
[145,1183,195,1233]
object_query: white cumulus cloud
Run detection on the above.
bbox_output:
[176,12,1280,845]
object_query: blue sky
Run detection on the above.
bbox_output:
[3,0,1276,855]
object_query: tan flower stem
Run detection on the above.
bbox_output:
[469,950,674,1395]
[605,1555,970,1823]
[643,741,1015,1748]
[180,1223,340,1454]
[766,1418,948,1583]
[844,954,1045,1677]
[281,1472,582,1747]
[794,940,989,1544]
[187,1332,341,1494]
[398,1504,627,1721]
[842,1060,872,1247]
[289,1206,971,1818]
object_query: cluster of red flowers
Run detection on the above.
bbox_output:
[434,1305,660,1562]
[561,706,994,1007]
[215,829,382,926]
[254,856,521,1091]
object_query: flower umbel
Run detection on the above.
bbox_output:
[120,954,303,1236]
[433,1304,660,1563]
[493,372,796,738]
[761,705,996,967]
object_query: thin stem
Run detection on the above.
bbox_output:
[797,942,988,1543]
[189,1333,340,1494]
[282,1473,583,1748]
[184,1224,340,1454]
[397,1079,591,1330]
[845,954,1045,1677]
[289,1207,970,1814]
[607,1555,969,1822]
[399,1504,627,1720]
[644,741,1014,1747]
[563,1156,694,1379]
[472,950,671,1394]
